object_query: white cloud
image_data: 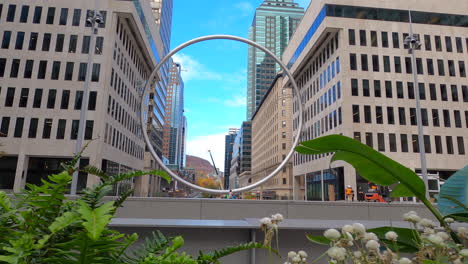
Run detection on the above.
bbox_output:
[234,2,254,16]
[187,134,227,172]
[172,53,223,82]
[224,95,246,107]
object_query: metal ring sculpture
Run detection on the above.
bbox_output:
[140,35,303,194]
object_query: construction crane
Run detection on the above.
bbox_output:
[208,150,223,190]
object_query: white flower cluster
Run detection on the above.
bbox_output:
[285,250,307,264]
[259,213,284,229]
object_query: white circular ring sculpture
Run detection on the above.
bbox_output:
[140,35,304,194]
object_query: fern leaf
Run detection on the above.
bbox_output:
[82,165,109,181]
[78,201,115,240]
[49,212,80,233]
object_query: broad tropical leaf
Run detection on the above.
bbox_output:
[295,135,426,198]
[438,166,468,217]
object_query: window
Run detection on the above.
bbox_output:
[0,58,5,77]
[455,37,463,53]
[385,81,392,98]
[448,60,456,76]
[74,91,83,110]
[396,82,404,99]
[82,36,90,54]
[0,117,10,137]
[61,90,70,109]
[398,107,406,125]
[445,36,453,52]
[28,118,38,138]
[2,31,12,49]
[351,79,358,96]
[78,63,87,81]
[424,35,431,50]
[457,137,465,155]
[410,108,417,125]
[377,133,385,151]
[95,37,104,54]
[348,29,356,45]
[364,105,371,124]
[437,59,445,76]
[42,119,52,139]
[381,32,388,47]
[455,110,462,128]
[383,56,390,72]
[362,79,370,97]
[412,135,419,153]
[6,4,16,22]
[37,60,47,79]
[68,35,77,53]
[352,105,360,123]
[375,106,383,124]
[451,85,459,102]
[370,31,377,47]
[463,86,468,102]
[418,83,426,100]
[387,134,396,152]
[423,135,431,153]
[10,59,20,78]
[15,32,25,50]
[32,6,42,23]
[440,84,448,101]
[459,61,466,77]
[432,109,440,127]
[392,32,399,48]
[19,88,29,107]
[46,7,55,24]
[14,118,24,138]
[387,107,395,124]
[443,109,451,127]
[435,36,442,51]
[429,84,437,100]
[354,132,361,142]
[56,119,66,139]
[46,89,56,109]
[359,30,366,46]
[59,8,68,25]
[416,58,423,74]
[55,34,64,52]
[350,53,357,70]
[408,82,415,99]
[372,55,379,72]
[65,62,74,80]
[84,120,94,140]
[446,136,454,154]
[28,32,38,50]
[91,63,100,82]
[72,9,81,26]
[33,88,43,108]
[71,120,79,139]
[426,59,434,75]
[405,57,412,74]
[435,136,443,154]
[5,87,15,107]
[23,60,33,79]
[374,80,381,97]
[88,91,97,110]
[42,33,51,51]
[20,5,29,23]
[361,54,368,71]
[421,108,429,126]
[394,56,402,73]
[51,61,61,80]
[365,132,373,148]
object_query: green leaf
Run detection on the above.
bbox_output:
[111,170,172,185]
[0,191,12,212]
[78,201,115,240]
[438,166,468,216]
[49,212,80,233]
[368,227,420,253]
[306,234,331,245]
[295,135,426,198]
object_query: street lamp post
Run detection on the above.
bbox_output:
[70,10,103,195]
[404,10,430,200]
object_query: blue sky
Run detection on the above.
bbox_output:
[170,0,311,170]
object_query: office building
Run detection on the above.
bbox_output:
[281,0,468,200]
[0,0,165,196]
[248,74,293,200]
[230,122,251,189]
[246,0,304,120]
[224,128,239,189]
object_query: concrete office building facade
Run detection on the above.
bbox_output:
[0,0,165,196]
[246,0,304,120]
[281,0,468,200]
[249,75,294,200]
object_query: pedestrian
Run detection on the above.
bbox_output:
[345,185,354,201]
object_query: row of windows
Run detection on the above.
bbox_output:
[299,107,343,142]
[0,116,93,140]
[107,96,141,138]
[351,79,468,102]
[110,68,140,114]
[1,31,104,55]
[0,4,107,28]
[349,54,467,77]
[1,87,97,111]
[0,58,101,82]
[104,123,144,160]
[348,29,468,54]
[352,105,468,129]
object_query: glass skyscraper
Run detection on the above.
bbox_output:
[246,0,304,120]
[224,128,239,189]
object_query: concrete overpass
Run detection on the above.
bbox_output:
[111,198,436,263]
